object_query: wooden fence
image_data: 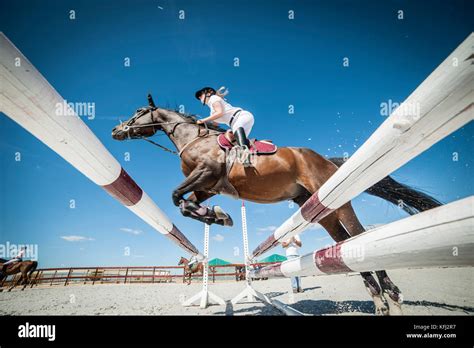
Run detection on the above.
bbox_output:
[0,263,278,288]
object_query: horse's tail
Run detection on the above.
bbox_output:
[328,157,443,215]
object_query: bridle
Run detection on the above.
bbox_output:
[120,107,217,157]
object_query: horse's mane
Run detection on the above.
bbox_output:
[165,108,227,133]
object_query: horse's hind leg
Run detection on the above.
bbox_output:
[318,212,390,316]
[295,153,402,315]
[335,203,403,315]
[375,270,403,315]
[294,190,389,315]
[21,273,30,290]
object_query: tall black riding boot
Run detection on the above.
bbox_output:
[233,127,252,166]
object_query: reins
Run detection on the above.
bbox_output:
[123,108,220,157]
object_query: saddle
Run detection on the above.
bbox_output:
[217,134,277,154]
[203,134,278,201]
[188,262,199,273]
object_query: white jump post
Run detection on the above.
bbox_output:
[251,33,473,259]
[231,201,304,316]
[250,196,474,279]
[182,222,225,308]
[0,32,202,259]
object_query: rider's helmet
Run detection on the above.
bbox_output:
[195,87,216,105]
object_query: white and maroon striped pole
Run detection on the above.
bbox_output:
[250,196,474,279]
[252,33,473,259]
[0,33,201,257]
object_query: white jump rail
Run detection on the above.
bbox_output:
[250,196,474,279]
[0,32,202,257]
[252,33,473,259]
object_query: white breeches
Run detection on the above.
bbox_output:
[231,111,254,137]
[3,258,20,266]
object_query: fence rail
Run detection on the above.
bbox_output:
[0,263,278,288]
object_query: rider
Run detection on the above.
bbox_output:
[0,246,27,275]
[187,254,199,271]
[195,87,255,166]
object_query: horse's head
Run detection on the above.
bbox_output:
[112,94,165,141]
[178,257,187,265]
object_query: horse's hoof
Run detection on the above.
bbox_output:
[213,206,227,219]
[383,291,404,315]
[385,297,403,315]
[222,216,233,227]
[398,293,404,304]
[213,206,233,227]
[215,217,233,227]
[373,295,389,316]
[387,290,403,304]
[375,305,390,316]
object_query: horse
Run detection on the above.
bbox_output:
[178,257,204,285]
[111,94,442,315]
[0,258,38,292]
[235,265,246,281]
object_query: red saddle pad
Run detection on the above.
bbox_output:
[217,133,277,154]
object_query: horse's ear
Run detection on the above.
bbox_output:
[147,94,156,108]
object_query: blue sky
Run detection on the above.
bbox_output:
[0,0,472,268]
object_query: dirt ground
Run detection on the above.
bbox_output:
[1,267,472,315]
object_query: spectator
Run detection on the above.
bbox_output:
[282,236,303,293]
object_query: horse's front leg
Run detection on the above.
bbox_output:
[172,167,233,226]
[172,166,213,207]
[8,275,21,292]
[187,191,215,206]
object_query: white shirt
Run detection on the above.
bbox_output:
[16,248,26,258]
[207,95,240,126]
[284,235,301,257]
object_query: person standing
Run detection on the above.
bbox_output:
[282,235,303,293]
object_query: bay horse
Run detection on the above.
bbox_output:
[178,257,204,285]
[0,258,38,292]
[112,95,441,315]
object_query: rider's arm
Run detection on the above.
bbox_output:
[201,101,224,122]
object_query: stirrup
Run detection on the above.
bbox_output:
[237,146,252,167]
